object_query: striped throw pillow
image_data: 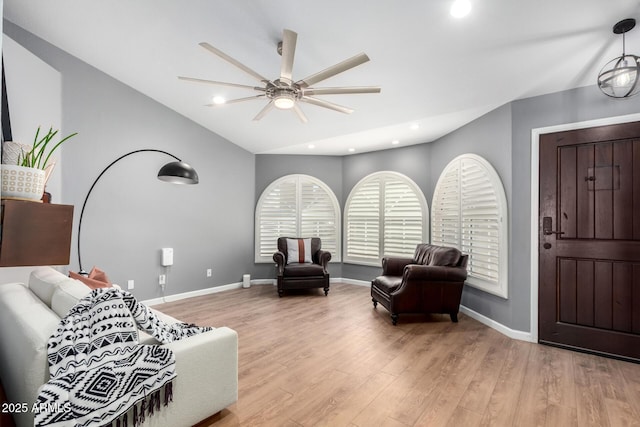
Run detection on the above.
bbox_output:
[286,238,312,264]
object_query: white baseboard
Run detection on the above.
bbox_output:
[142,279,274,306]
[459,305,534,342]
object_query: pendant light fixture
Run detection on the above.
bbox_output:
[597,18,640,98]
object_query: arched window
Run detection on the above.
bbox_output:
[344,171,428,265]
[255,174,341,262]
[431,154,508,298]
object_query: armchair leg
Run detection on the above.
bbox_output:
[450,312,458,323]
[372,298,378,308]
[324,287,329,296]
[391,314,398,325]
[278,289,284,297]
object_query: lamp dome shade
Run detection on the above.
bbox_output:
[157,161,199,184]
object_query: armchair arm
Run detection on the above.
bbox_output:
[382,257,414,276]
[273,251,286,276]
[403,264,468,283]
[315,250,332,270]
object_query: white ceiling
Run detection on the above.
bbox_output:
[4,0,640,155]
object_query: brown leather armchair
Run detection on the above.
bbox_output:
[273,237,331,297]
[371,244,468,324]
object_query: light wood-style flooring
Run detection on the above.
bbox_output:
[154,283,640,427]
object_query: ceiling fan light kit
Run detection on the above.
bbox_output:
[597,18,640,98]
[179,29,381,122]
[273,92,296,110]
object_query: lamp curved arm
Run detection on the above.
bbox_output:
[77,149,191,273]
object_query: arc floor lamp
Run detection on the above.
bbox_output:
[76,149,199,274]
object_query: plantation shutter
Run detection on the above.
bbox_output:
[431,165,460,247]
[345,172,428,265]
[346,178,380,260]
[431,155,508,298]
[460,158,501,284]
[257,178,298,259]
[255,175,341,263]
[300,181,338,256]
[383,179,424,257]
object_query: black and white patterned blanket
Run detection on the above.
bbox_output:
[34,288,212,427]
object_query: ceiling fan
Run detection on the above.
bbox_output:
[178,29,381,123]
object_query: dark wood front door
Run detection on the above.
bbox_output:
[539,121,640,361]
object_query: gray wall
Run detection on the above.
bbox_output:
[253,154,343,279]
[4,21,257,301]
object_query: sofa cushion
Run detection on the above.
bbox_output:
[286,238,312,264]
[28,267,71,307]
[50,278,92,318]
[283,263,324,277]
[428,246,462,267]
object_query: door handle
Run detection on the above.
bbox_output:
[543,216,565,236]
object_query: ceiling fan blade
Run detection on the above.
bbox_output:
[199,42,268,83]
[253,101,275,121]
[300,96,354,114]
[302,86,381,96]
[297,53,370,88]
[205,94,266,106]
[178,76,264,91]
[293,104,308,123]
[279,29,298,86]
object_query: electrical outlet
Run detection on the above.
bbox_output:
[206,269,212,277]
[127,280,134,290]
[159,274,166,285]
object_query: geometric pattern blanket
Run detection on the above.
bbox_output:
[34,288,213,427]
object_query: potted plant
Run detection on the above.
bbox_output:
[1,126,77,202]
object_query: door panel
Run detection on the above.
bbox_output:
[539,121,640,361]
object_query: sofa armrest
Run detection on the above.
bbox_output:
[382,257,414,276]
[403,264,468,283]
[273,251,286,275]
[147,327,238,427]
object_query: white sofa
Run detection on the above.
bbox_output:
[0,266,238,427]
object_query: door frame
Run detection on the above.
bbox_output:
[529,112,640,343]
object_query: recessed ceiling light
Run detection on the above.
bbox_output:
[450,0,472,18]
[212,96,226,105]
[392,140,400,145]
[348,148,355,152]
[308,144,315,149]
[410,123,420,130]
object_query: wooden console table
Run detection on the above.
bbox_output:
[0,200,74,266]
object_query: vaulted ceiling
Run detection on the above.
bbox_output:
[4,0,640,155]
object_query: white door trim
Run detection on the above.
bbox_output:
[530,112,640,343]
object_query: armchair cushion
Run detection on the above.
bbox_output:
[372,275,403,294]
[428,246,461,267]
[283,263,325,277]
[286,238,312,264]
